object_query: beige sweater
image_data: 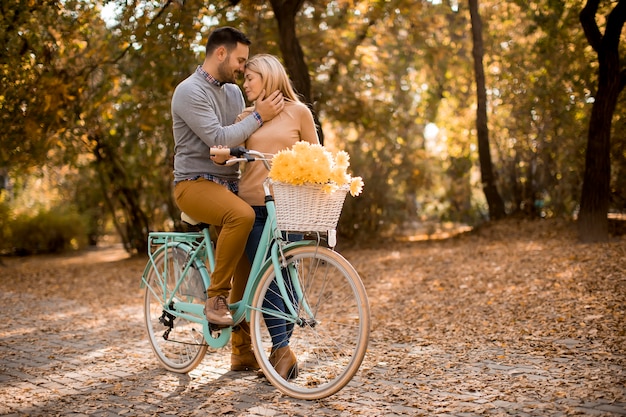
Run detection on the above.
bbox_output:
[237,100,319,206]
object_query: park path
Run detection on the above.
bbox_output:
[1,220,625,416]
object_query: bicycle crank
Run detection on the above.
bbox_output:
[208,322,227,339]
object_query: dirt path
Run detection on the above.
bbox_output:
[1,219,625,416]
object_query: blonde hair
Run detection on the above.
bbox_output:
[245,54,301,102]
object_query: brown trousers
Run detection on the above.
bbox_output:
[174,178,254,299]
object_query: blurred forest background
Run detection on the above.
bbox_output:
[1,0,624,255]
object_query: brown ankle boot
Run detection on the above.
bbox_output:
[204,295,234,326]
[230,321,259,371]
[269,346,298,380]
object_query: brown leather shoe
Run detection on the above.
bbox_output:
[269,346,298,380]
[231,321,259,371]
[231,350,259,371]
[203,296,234,326]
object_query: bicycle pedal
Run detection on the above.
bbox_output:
[208,322,230,331]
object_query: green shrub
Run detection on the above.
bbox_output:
[10,206,89,255]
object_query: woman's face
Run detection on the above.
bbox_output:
[243,69,263,102]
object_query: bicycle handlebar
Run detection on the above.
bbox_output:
[209,146,272,168]
[209,146,247,158]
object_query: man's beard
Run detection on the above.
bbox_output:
[217,59,237,84]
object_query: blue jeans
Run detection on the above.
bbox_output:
[245,206,299,350]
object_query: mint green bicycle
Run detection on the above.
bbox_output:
[140,147,370,400]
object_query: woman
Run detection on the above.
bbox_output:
[230,54,319,379]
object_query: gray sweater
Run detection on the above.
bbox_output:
[171,70,259,182]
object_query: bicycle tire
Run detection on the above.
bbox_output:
[249,245,370,400]
[144,245,208,373]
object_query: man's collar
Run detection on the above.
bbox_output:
[196,66,224,87]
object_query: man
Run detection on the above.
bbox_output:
[171,26,283,371]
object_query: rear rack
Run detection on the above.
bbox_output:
[148,232,205,253]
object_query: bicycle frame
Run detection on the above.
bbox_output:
[140,178,316,349]
[235,180,316,321]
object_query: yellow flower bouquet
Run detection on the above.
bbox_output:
[268,142,364,234]
[269,142,364,196]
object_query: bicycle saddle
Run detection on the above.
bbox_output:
[181,212,200,226]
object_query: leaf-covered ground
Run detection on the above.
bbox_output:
[1,218,624,416]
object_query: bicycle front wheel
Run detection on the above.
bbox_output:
[250,245,370,400]
[144,245,208,373]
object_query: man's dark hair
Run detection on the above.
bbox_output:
[205,26,251,56]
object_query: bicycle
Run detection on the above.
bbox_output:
[140,147,370,400]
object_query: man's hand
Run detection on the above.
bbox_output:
[254,89,284,123]
[210,146,231,165]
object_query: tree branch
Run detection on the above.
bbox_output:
[580,0,602,53]
[604,0,626,52]
[107,0,174,67]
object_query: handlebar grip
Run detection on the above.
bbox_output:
[209,146,248,157]
[209,147,231,157]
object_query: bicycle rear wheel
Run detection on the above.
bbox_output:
[144,245,208,373]
[250,245,370,400]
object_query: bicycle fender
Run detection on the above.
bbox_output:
[139,242,195,288]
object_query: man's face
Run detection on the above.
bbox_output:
[217,42,249,84]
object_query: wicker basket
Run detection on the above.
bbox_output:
[271,181,348,232]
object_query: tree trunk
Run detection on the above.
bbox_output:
[269,0,324,143]
[578,0,626,242]
[469,0,506,220]
[93,134,150,254]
